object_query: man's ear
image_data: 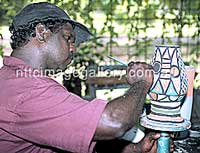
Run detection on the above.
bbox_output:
[35,23,52,43]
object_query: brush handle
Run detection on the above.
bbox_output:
[107,56,128,66]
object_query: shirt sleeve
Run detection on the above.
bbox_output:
[12,77,107,153]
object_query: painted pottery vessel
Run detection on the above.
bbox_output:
[147,45,188,123]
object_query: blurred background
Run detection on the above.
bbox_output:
[0,0,200,152]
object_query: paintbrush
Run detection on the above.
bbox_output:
[107,56,128,66]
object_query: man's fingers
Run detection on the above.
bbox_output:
[149,132,160,140]
[149,133,174,153]
[170,138,175,152]
[148,141,157,153]
[170,133,175,138]
[170,144,174,153]
[143,133,159,151]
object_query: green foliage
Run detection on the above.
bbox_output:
[0,47,3,57]
[0,0,28,25]
[0,33,3,57]
[1,0,200,60]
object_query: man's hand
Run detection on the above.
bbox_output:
[95,132,174,153]
[136,132,160,153]
[127,61,154,89]
[120,132,160,153]
[134,132,174,153]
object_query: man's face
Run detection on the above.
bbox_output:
[45,23,76,71]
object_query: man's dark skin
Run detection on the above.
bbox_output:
[11,22,174,153]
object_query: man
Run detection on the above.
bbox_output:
[0,2,173,153]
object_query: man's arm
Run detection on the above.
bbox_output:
[95,132,161,153]
[93,62,153,140]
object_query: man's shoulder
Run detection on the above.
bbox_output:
[24,76,63,90]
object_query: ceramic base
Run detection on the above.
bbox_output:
[140,115,191,132]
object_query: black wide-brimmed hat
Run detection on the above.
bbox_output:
[11,2,92,45]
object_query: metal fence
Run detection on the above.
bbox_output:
[92,0,200,67]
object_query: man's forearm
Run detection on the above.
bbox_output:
[94,80,150,140]
[110,80,149,129]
